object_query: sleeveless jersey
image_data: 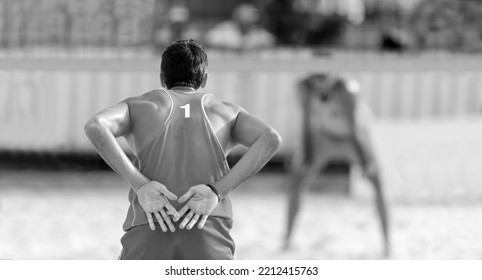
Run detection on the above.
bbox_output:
[122,89,232,231]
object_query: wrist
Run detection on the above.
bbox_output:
[134,180,151,193]
[206,183,221,202]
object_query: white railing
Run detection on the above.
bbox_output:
[1,55,482,153]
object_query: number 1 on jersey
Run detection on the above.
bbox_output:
[180,104,191,118]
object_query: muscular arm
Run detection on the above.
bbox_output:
[177,109,282,230]
[84,102,149,191]
[84,101,179,232]
[352,102,379,174]
[215,110,282,198]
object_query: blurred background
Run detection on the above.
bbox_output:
[1,0,482,259]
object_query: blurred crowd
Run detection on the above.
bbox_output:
[156,0,482,53]
[410,0,482,52]
[380,0,482,52]
[155,0,367,50]
[1,0,481,53]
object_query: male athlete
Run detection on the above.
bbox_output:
[84,39,282,259]
[283,74,390,256]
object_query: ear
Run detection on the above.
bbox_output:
[160,73,166,88]
[200,73,208,89]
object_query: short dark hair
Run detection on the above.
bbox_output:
[161,39,208,89]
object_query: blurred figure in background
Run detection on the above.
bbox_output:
[204,3,275,50]
[411,0,482,52]
[284,74,390,256]
[263,0,308,46]
[264,0,365,47]
[153,0,202,52]
[376,0,417,52]
[299,0,365,46]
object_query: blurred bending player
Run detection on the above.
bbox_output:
[85,40,281,259]
[283,74,390,256]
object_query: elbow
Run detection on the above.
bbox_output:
[265,128,282,152]
[84,116,106,140]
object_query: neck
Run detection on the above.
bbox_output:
[170,86,197,93]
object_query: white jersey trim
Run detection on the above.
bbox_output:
[161,88,174,126]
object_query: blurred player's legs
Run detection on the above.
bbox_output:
[284,171,305,250]
[283,158,327,250]
[352,136,391,256]
[283,157,391,256]
[364,165,390,256]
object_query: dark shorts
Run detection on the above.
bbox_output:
[118,217,235,260]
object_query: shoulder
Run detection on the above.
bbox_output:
[202,94,242,121]
[124,89,172,111]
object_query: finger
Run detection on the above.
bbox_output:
[178,189,194,204]
[146,212,156,231]
[154,212,168,232]
[197,215,209,229]
[160,186,178,201]
[160,209,175,232]
[179,210,194,229]
[177,205,190,220]
[164,204,180,221]
[186,214,200,230]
